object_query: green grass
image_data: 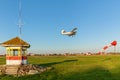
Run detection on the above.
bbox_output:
[0,55,120,80]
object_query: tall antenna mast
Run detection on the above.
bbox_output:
[18,0,23,38]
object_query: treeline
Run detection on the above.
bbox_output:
[28,52,120,56]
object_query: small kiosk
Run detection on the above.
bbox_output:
[1,37,30,65]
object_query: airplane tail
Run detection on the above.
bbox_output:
[61,30,66,34]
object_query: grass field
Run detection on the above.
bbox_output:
[0,55,120,80]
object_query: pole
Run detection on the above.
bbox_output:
[18,0,23,46]
[114,46,116,54]
[18,0,23,38]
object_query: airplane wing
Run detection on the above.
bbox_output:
[71,28,77,32]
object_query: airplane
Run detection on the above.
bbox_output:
[61,28,77,36]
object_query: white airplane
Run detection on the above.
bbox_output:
[61,28,77,36]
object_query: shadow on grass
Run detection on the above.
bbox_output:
[64,66,115,80]
[38,59,78,67]
[13,66,118,80]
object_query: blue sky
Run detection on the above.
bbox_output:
[0,0,120,54]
